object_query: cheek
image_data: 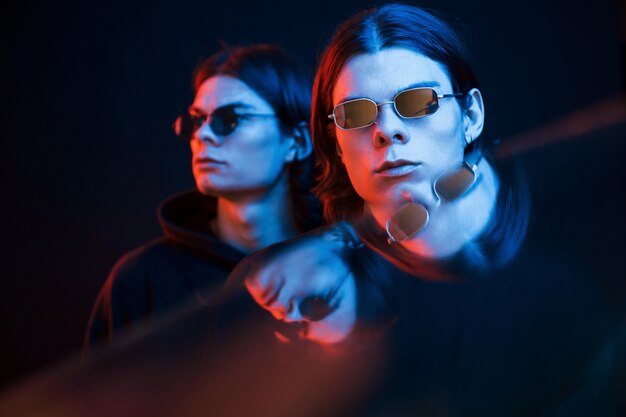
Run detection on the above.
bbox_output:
[229,135,287,177]
[429,107,465,149]
[305,282,356,344]
[336,134,375,193]
[189,139,202,155]
[397,108,465,173]
[306,322,344,345]
[417,119,464,168]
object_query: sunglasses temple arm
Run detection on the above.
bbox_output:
[326,269,352,307]
[386,221,396,244]
[438,93,466,99]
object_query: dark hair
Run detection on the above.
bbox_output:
[193,44,322,232]
[311,3,529,269]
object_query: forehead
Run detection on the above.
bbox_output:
[333,48,453,105]
[247,237,344,288]
[192,75,272,112]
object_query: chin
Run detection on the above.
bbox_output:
[195,178,271,199]
[400,237,437,258]
[307,322,353,345]
[195,178,219,196]
[307,333,347,345]
[194,173,231,191]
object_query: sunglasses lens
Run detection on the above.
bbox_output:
[435,165,476,201]
[395,88,439,118]
[210,107,239,136]
[386,202,429,242]
[334,99,377,129]
[299,296,333,322]
[173,114,199,141]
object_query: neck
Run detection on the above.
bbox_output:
[213,173,298,254]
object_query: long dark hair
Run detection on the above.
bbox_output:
[311,4,529,270]
[193,44,322,232]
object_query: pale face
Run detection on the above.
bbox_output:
[245,236,357,345]
[333,48,466,223]
[190,75,293,197]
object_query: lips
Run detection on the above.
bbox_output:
[193,156,226,167]
[375,159,421,176]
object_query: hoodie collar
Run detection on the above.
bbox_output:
[158,190,245,266]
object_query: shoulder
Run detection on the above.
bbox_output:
[110,237,179,275]
[98,237,187,316]
[85,237,191,347]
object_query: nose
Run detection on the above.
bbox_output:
[195,119,222,146]
[373,103,410,147]
[272,298,304,323]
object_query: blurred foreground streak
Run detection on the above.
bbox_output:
[0,297,386,417]
[1,95,624,417]
[496,94,626,158]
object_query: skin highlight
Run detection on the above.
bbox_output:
[332,48,499,259]
[190,75,302,254]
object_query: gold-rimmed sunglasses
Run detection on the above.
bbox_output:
[328,87,464,130]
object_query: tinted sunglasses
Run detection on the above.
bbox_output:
[328,87,464,130]
[386,149,482,244]
[173,106,275,140]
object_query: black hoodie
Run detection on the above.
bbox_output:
[85,190,247,348]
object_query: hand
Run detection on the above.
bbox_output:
[245,227,358,345]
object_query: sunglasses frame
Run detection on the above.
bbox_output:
[173,109,276,141]
[328,87,465,131]
[385,202,430,244]
[432,161,479,203]
[298,267,352,322]
[385,148,483,243]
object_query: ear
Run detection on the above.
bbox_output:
[284,123,313,163]
[462,88,485,146]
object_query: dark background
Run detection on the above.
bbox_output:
[1,0,624,400]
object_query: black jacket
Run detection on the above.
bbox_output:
[358,243,616,417]
[85,190,246,348]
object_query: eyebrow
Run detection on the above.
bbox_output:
[335,81,442,105]
[188,102,255,115]
[392,81,441,97]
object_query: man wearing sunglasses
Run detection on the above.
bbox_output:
[85,44,321,349]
